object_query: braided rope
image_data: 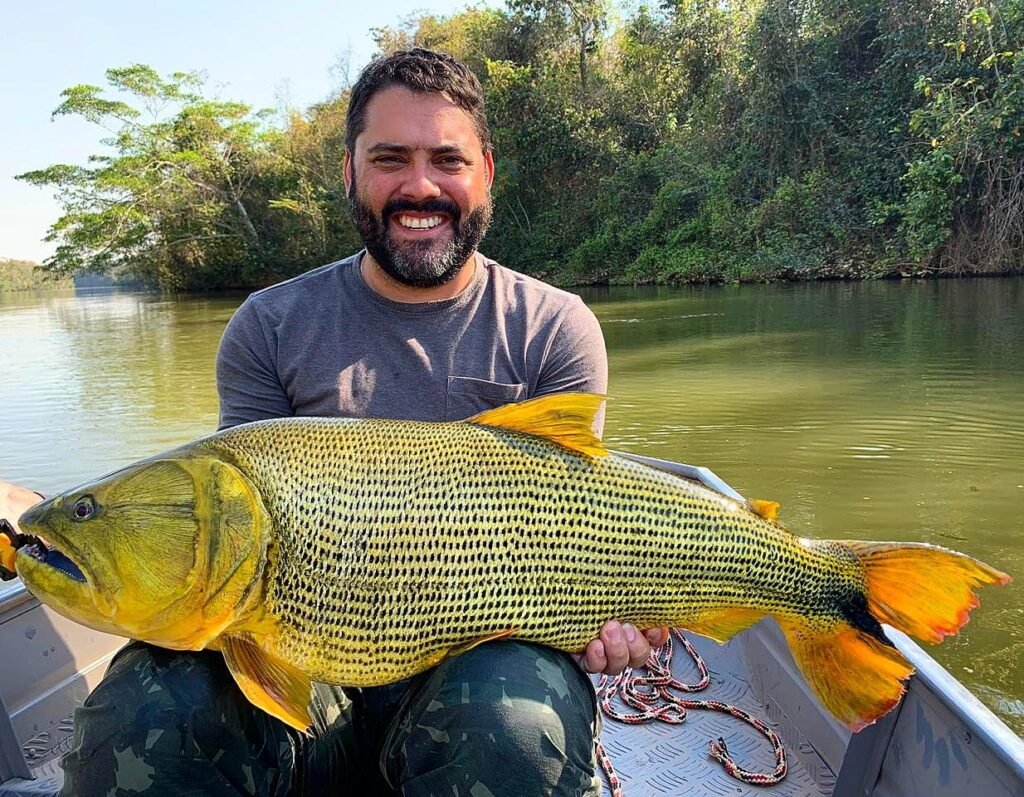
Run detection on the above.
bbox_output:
[594,629,788,795]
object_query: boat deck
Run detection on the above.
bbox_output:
[595,628,831,797]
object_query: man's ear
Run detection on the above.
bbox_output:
[484,149,495,189]
[343,150,353,197]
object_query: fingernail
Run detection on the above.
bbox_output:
[606,626,623,644]
[623,624,637,642]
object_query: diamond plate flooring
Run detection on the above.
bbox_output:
[595,633,833,797]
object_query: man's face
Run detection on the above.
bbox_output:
[345,86,495,288]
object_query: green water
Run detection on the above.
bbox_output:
[1,278,1021,733]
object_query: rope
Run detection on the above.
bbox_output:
[594,629,788,796]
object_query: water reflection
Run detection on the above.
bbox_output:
[1,290,236,488]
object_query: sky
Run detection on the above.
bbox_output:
[0,0,491,263]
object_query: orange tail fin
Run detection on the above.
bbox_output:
[778,542,1010,731]
[845,541,1011,642]
[777,615,913,731]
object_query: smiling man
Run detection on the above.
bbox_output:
[347,85,493,296]
[44,49,668,797]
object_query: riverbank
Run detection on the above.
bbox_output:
[0,259,70,292]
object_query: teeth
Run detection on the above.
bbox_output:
[398,215,443,229]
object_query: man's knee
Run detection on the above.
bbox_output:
[384,642,601,796]
[61,642,294,797]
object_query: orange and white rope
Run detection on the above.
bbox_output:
[594,629,787,796]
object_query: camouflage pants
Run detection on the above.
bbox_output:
[59,640,602,797]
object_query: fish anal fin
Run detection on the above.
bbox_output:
[221,635,313,734]
[750,499,781,523]
[448,628,518,659]
[469,394,607,458]
[686,607,765,644]
[777,615,913,731]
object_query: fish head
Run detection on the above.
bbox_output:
[17,452,271,649]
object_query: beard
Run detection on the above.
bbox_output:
[347,180,492,289]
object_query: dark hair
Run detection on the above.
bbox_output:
[345,48,492,155]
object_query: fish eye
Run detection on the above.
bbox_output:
[70,495,97,522]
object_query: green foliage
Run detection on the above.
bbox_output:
[20,2,1024,290]
[897,4,1024,272]
[0,259,72,292]
[18,65,363,291]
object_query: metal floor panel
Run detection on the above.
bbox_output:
[0,759,60,797]
[595,633,833,797]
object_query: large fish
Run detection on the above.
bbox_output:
[10,394,1010,732]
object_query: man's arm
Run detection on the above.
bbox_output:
[534,296,608,435]
[0,481,43,536]
[216,299,293,430]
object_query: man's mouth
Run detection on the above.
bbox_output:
[394,213,448,231]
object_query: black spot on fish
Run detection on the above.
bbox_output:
[839,590,895,647]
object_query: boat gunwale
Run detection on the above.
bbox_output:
[888,626,1024,784]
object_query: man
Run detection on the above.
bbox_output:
[1,49,666,795]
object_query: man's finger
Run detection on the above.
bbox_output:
[600,621,629,674]
[644,627,670,648]
[623,624,651,668]
[578,638,607,674]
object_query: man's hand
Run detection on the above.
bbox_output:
[576,621,670,676]
[0,481,44,536]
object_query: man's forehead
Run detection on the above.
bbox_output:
[357,86,482,151]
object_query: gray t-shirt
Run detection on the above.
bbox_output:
[216,252,607,430]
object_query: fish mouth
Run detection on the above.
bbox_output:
[17,535,87,584]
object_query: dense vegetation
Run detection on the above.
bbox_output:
[0,259,71,292]
[17,0,1024,290]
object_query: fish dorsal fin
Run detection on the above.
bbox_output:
[220,634,314,734]
[750,499,781,523]
[469,393,607,458]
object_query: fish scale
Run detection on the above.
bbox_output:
[202,414,849,686]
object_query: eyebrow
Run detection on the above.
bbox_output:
[366,143,467,156]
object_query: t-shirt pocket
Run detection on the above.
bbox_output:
[445,376,525,420]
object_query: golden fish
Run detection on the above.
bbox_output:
[11,393,1010,732]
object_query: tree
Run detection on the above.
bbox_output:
[19,65,279,290]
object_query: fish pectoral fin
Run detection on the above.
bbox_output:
[447,627,519,658]
[685,607,765,643]
[468,393,607,458]
[777,615,913,732]
[221,634,314,734]
[749,499,781,523]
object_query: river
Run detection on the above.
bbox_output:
[1,277,1021,734]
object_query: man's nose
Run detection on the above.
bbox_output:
[399,161,442,200]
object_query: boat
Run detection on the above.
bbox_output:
[0,454,1021,796]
